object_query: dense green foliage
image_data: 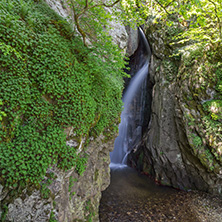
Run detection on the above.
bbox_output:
[0,0,126,187]
[145,0,222,44]
[149,0,222,122]
[143,0,222,172]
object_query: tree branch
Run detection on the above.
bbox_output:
[78,0,121,17]
[72,0,121,46]
[154,0,171,15]
[102,0,121,8]
[85,0,89,9]
[208,0,222,39]
[70,0,87,46]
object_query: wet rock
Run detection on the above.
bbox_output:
[129,20,222,195]
[125,25,139,56]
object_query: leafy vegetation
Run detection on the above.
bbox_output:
[0,0,128,188]
[143,0,222,172]
[203,100,222,121]
[49,211,57,222]
[144,0,222,45]
[191,134,202,149]
[0,0,221,198]
[0,100,6,121]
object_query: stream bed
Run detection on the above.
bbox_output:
[99,166,222,222]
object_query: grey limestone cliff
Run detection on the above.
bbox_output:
[0,134,115,222]
[129,20,222,195]
[0,1,140,221]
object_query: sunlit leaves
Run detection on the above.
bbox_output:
[141,0,222,47]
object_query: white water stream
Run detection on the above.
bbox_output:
[110,28,151,167]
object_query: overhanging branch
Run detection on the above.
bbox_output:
[208,0,222,40]
[71,0,121,47]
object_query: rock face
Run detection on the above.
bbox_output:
[125,25,139,56]
[129,21,222,195]
[44,0,138,56]
[45,0,70,18]
[0,1,141,221]
[0,134,115,222]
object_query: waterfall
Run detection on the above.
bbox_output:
[110,28,151,167]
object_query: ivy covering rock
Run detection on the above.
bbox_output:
[0,0,126,188]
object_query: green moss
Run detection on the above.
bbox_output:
[40,184,51,199]
[40,177,54,199]
[94,169,99,181]
[49,211,57,222]
[162,59,178,82]
[198,149,216,172]
[191,134,202,149]
[75,155,88,176]
[0,204,8,222]
[68,176,75,192]
[84,200,96,222]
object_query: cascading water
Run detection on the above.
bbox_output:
[110,28,151,166]
[100,27,216,222]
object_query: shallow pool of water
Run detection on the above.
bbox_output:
[99,166,202,222]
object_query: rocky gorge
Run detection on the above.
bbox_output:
[0,0,139,221]
[1,0,222,221]
[129,19,222,194]
[1,134,116,221]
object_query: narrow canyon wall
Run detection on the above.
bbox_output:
[0,135,115,222]
[0,1,140,221]
[130,21,222,195]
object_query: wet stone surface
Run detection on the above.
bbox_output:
[99,167,222,222]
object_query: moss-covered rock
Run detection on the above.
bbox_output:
[0,0,129,221]
[130,18,222,195]
[0,134,116,222]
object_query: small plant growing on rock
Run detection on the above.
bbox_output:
[192,134,203,149]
